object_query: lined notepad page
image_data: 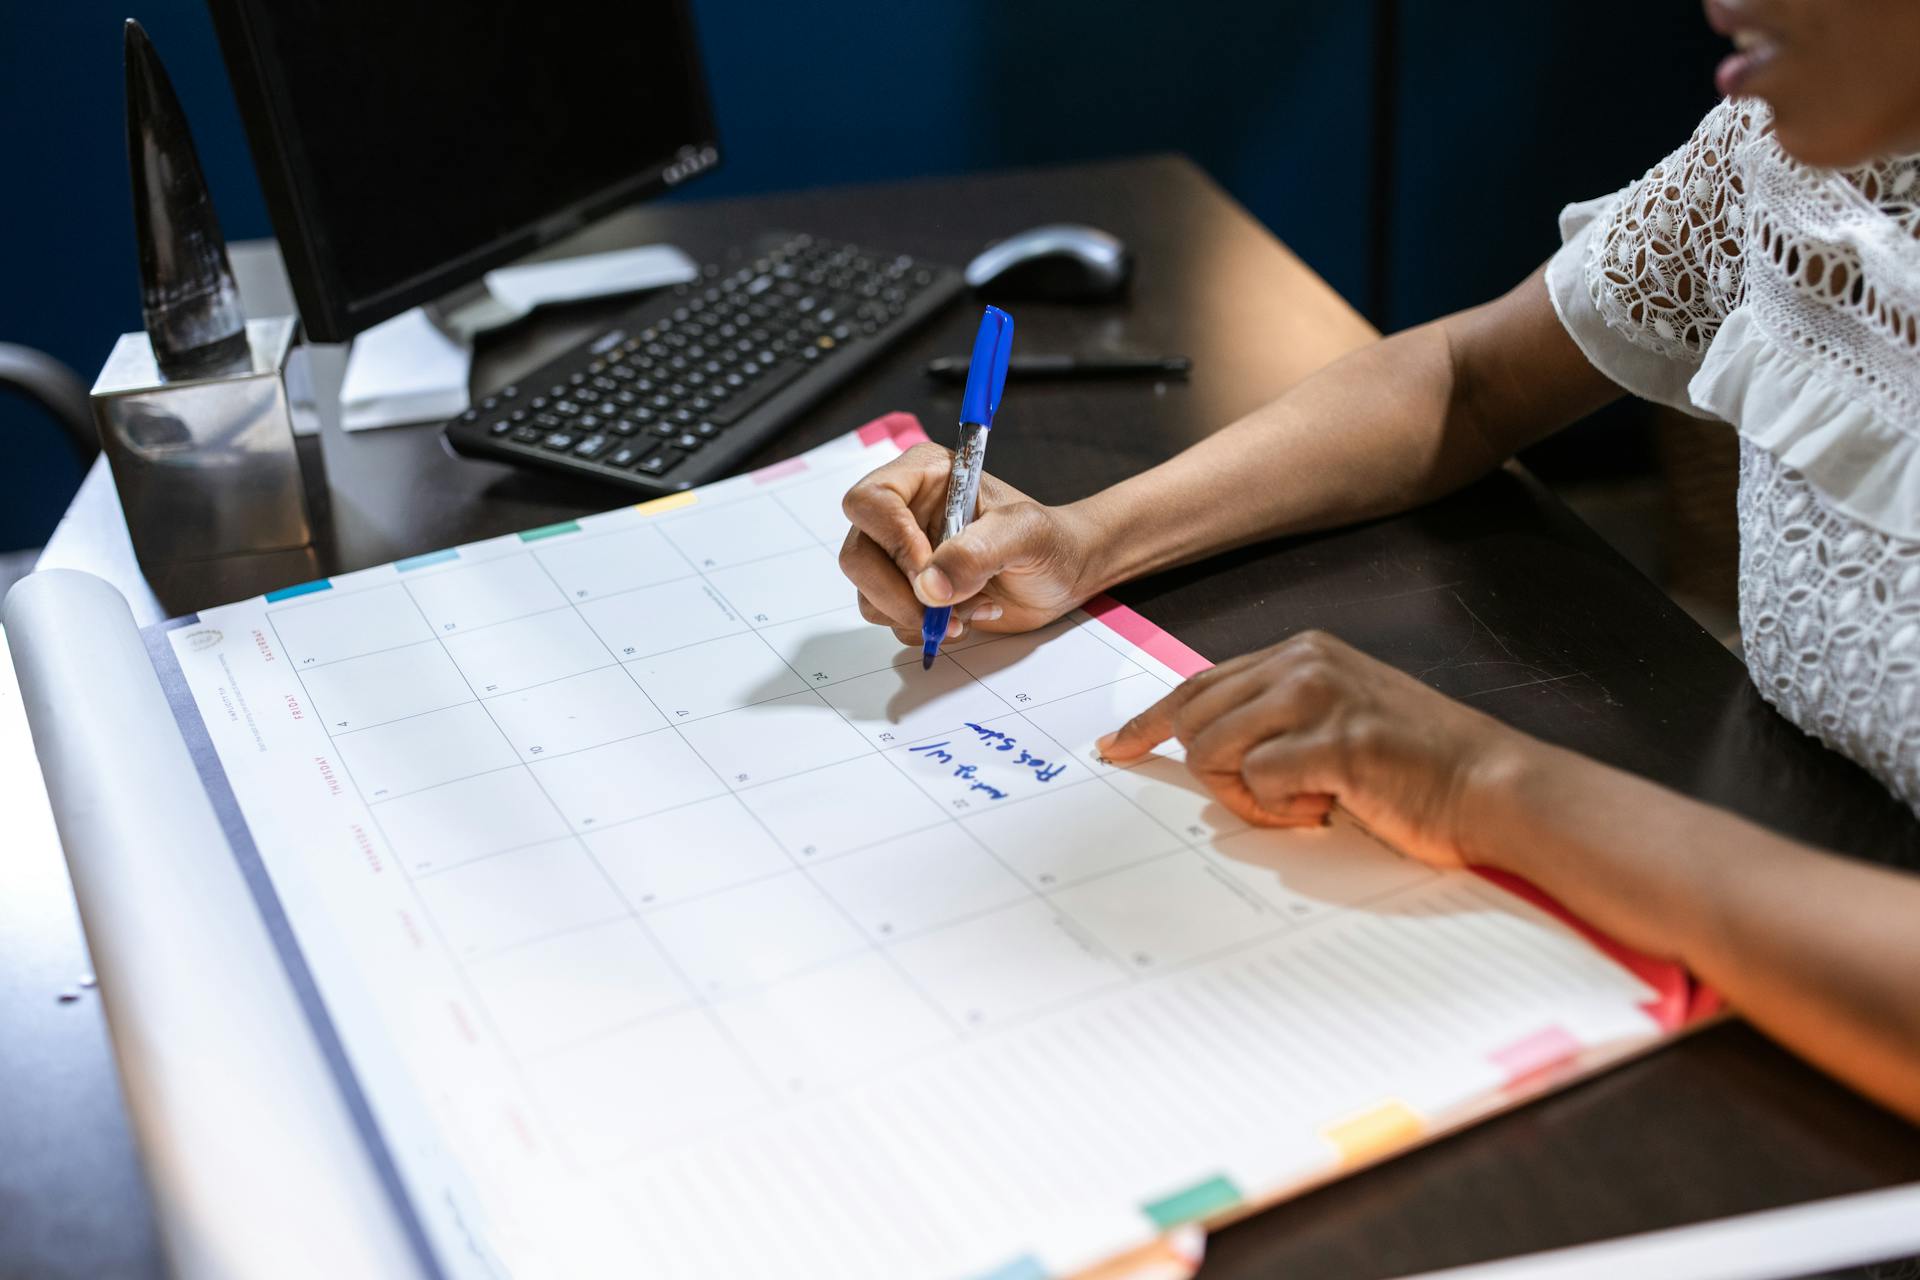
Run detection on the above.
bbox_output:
[162,418,1669,1280]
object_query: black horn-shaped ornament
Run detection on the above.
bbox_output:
[124,17,249,379]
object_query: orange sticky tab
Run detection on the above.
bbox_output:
[633,491,697,517]
[1322,1100,1423,1165]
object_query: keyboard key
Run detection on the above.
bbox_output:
[609,445,642,468]
[487,419,512,436]
[610,418,641,437]
[511,425,543,444]
[572,434,610,459]
[542,432,577,452]
[636,448,685,476]
[672,431,703,452]
[710,359,806,425]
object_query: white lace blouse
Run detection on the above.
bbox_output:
[1546,98,1920,814]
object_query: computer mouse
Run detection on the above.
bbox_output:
[964,224,1132,302]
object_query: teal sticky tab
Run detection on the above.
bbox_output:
[517,520,582,543]
[396,548,460,572]
[969,1256,1048,1280]
[1143,1174,1241,1230]
[264,579,331,603]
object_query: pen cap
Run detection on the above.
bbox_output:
[959,305,1014,428]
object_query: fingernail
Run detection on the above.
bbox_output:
[1094,732,1119,756]
[970,602,1003,623]
[915,566,952,605]
[947,617,965,639]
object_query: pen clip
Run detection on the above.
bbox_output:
[960,305,1014,428]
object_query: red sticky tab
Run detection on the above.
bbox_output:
[856,411,930,448]
[1490,1025,1582,1087]
[1474,868,1703,1031]
[1085,594,1214,678]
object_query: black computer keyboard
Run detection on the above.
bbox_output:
[444,232,964,493]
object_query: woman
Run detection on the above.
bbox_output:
[838,0,1920,1123]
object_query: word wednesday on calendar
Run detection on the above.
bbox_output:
[153,414,1699,1280]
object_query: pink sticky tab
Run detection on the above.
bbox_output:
[1084,594,1213,679]
[856,411,930,449]
[1490,1025,1582,1087]
[752,457,808,484]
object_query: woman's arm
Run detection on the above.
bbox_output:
[1479,744,1920,1123]
[1098,632,1920,1124]
[1074,264,1624,586]
[840,265,1624,639]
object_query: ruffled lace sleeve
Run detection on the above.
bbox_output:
[1546,99,1762,416]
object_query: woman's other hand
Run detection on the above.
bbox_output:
[1097,630,1535,871]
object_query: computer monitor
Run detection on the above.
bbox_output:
[206,0,720,343]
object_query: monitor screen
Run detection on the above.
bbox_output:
[209,0,718,341]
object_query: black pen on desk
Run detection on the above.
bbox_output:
[924,353,1190,382]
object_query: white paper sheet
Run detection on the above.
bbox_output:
[1389,1182,1920,1280]
[72,424,1684,1279]
[339,308,473,431]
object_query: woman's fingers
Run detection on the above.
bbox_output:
[915,503,1048,607]
[1095,651,1267,762]
[840,443,951,577]
[1237,733,1341,821]
[842,529,925,631]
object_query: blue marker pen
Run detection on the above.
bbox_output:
[921,305,1014,670]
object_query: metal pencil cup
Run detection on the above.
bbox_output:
[91,315,313,568]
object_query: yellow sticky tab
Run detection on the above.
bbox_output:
[1322,1099,1423,1165]
[633,491,697,517]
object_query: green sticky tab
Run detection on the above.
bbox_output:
[969,1257,1047,1280]
[1143,1174,1241,1230]
[517,520,582,542]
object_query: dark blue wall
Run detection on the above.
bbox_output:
[0,2,1720,551]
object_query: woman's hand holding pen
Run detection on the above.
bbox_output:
[839,442,1109,647]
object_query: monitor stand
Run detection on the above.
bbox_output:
[422,242,700,344]
[421,281,524,346]
[341,243,700,429]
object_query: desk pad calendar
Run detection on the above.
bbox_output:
[140,413,1704,1279]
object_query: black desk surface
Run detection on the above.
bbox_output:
[10,154,1919,1279]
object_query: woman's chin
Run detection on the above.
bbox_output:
[1768,115,1886,168]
